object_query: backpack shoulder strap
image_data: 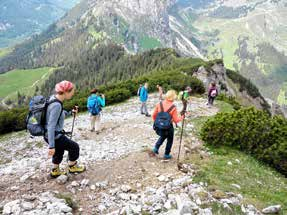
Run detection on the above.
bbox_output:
[46,99,63,123]
[167,104,175,113]
[159,102,164,112]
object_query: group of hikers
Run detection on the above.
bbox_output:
[28,80,218,178]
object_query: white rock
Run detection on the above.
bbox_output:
[130,204,142,213]
[176,193,199,214]
[22,202,34,211]
[235,159,240,164]
[56,175,68,185]
[98,204,106,212]
[199,208,213,215]
[164,200,172,210]
[153,204,162,211]
[158,175,166,182]
[20,173,32,183]
[231,184,241,189]
[221,199,233,204]
[262,205,281,214]
[90,184,96,190]
[118,193,130,201]
[3,200,21,215]
[121,185,132,193]
[227,161,233,165]
[81,179,90,187]
[172,176,192,187]
[96,181,108,188]
[60,204,72,213]
[71,181,79,187]
[10,186,20,191]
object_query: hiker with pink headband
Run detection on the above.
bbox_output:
[44,80,86,178]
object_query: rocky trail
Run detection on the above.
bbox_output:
[0,95,266,215]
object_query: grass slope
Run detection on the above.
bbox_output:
[187,100,287,213]
[0,67,54,99]
[0,48,12,58]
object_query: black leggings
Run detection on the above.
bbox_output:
[208,96,215,105]
[45,135,80,164]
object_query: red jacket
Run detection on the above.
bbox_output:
[152,100,183,124]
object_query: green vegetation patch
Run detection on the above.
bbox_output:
[190,146,287,211]
[139,36,162,50]
[0,67,53,98]
[201,107,287,176]
[0,48,12,58]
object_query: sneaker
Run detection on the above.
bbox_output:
[152,147,159,155]
[69,162,86,174]
[145,114,151,117]
[50,167,67,178]
[141,112,145,115]
[164,154,172,160]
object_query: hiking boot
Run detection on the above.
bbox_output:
[152,147,159,155]
[69,162,86,174]
[50,167,67,178]
[164,154,172,160]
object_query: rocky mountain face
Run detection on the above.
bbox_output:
[0,0,80,48]
[193,62,270,111]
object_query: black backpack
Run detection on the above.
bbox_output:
[26,96,63,136]
[154,102,175,130]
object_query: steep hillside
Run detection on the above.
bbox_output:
[1,0,285,103]
[0,0,80,48]
[186,0,287,102]
[0,0,203,73]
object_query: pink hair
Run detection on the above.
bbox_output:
[55,80,74,94]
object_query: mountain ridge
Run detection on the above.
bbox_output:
[0,0,286,104]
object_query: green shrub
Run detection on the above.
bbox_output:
[217,94,241,110]
[200,107,287,175]
[0,108,28,134]
[105,88,132,105]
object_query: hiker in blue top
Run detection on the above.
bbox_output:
[87,88,105,133]
[140,82,151,117]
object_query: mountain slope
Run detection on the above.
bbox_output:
[0,0,286,104]
[177,0,287,103]
[0,0,80,48]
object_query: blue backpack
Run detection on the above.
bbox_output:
[88,96,101,116]
[154,102,175,130]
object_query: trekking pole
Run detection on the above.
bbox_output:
[70,105,78,140]
[66,105,78,176]
[177,113,186,167]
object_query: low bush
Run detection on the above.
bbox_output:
[200,107,287,176]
